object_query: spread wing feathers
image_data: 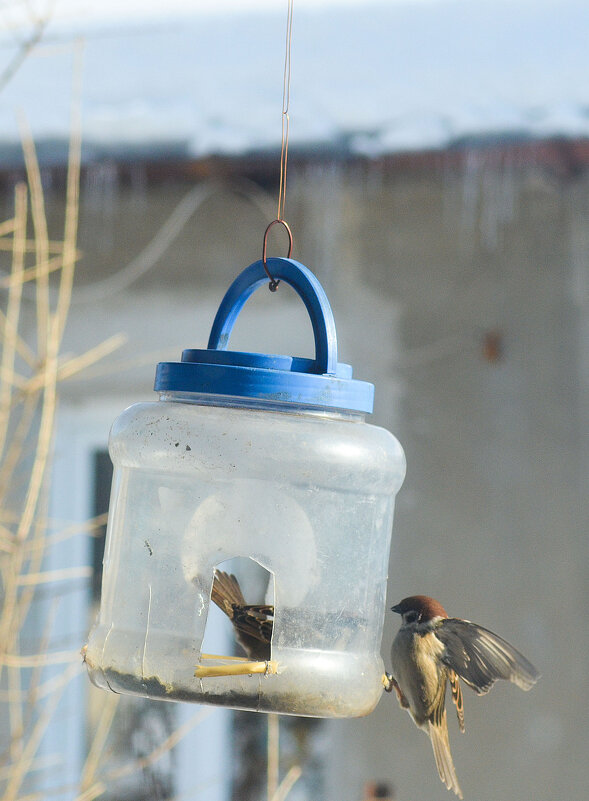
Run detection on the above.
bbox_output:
[437,618,540,695]
[428,703,463,799]
[448,670,465,732]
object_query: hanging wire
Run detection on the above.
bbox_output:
[263,0,294,292]
[277,0,293,223]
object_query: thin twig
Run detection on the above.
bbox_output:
[195,657,278,677]
[55,39,83,345]
[0,15,49,94]
[0,659,84,703]
[74,707,212,801]
[16,334,126,396]
[7,633,23,763]
[16,566,93,585]
[0,391,38,498]
[0,238,74,254]
[0,184,29,684]
[0,219,16,237]
[270,765,303,801]
[17,592,60,763]
[79,694,118,792]
[55,334,127,382]
[0,753,61,782]
[0,661,80,801]
[0,307,36,365]
[19,114,50,357]
[59,347,178,382]
[12,43,82,548]
[23,513,109,553]
[1,650,82,668]
[0,253,79,291]
[268,714,280,801]
[0,184,27,461]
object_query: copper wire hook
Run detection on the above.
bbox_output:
[262,219,293,291]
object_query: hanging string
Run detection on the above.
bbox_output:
[277,0,293,223]
[263,0,294,291]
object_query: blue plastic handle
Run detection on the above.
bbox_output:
[207,258,338,376]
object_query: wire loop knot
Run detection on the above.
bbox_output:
[262,219,293,291]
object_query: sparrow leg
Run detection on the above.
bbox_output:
[383,673,410,708]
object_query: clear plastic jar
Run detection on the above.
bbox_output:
[85,258,406,717]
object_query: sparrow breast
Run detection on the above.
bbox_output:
[391,624,446,727]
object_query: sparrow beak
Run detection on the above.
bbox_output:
[390,603,401,614]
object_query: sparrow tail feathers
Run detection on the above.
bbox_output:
[210,570,246,616]
[428,714,463,799]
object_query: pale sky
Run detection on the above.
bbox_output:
[1,0,547,32]
[51,0,394,26]
[21,0,460,30]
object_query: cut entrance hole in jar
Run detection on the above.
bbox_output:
[200,557,275,671]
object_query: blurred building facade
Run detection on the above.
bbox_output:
[0,135,582,800]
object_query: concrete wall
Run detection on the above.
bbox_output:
[26,146,587,800]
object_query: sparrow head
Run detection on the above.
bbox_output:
[391,595,448,626]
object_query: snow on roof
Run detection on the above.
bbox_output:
[0,0,587,164]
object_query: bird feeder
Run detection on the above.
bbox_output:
[85,257,406,718]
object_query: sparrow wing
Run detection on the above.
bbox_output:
[428,693,463,799]
[231,604,274,645]
[211,570,273,660]
[436,618,540,695]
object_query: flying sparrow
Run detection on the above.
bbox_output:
[386,595,540,799]
[210,569,273,662]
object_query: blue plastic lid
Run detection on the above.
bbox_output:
[154,257,374,414]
